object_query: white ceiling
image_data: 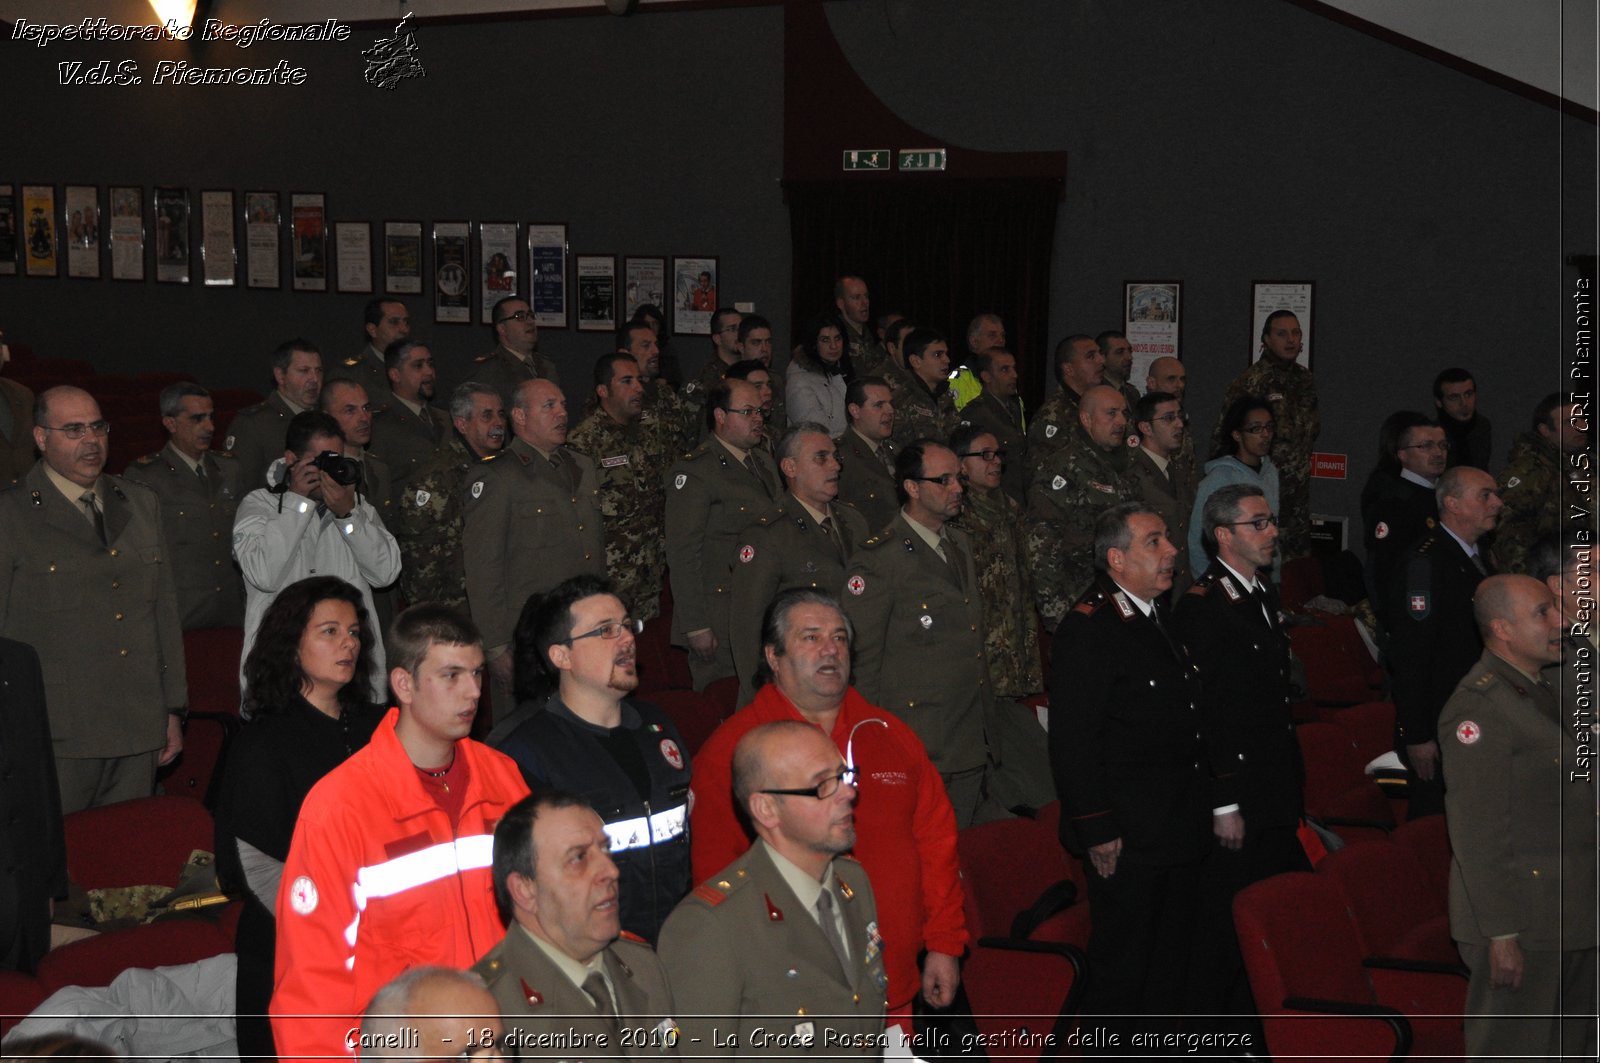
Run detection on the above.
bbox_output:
[3,0,1592,110]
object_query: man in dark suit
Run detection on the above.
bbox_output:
[0,638,65,973]
[1050,502,1210,1031]
[0,386,188,811]
[1360,411,1445,619]
[1385,465,1504,817]
[475,791,677,1055]
[1174,484,1307,1016]
[659,721,887,1054]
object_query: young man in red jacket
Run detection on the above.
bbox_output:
[271,604,529,1062]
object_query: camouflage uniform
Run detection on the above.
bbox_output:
[641,377,694,455]
[889,375,959,450]
[389,435,487,613]
[1023,428,1138,632]
[677,355,732,446]
[844,321,888,378]
[952,483,1042,698]
[1213,358,1320,560]
[1024,386,1084,473]
[566,409,674,622]
[1492,431,1593,574]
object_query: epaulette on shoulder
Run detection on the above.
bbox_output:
[617,929,650,945]
[341,356,361,366]
[1185,575,1216,597]
[1072,586,1109,616]
[680,442,712,462]
[1415,534,1437,556]
[691,866,753,906]
[472,353,495,364]
[134,453,160,466]
[859,534,887,551]
[1471,670,1499,692]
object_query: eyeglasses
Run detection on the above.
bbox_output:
[1222,514,1279,532]
[1149,411,1189,425]
[40,420,112,440]
[958,449,1007,462]
[1238,422,1276,435]
[759,768,858,800]
[723,406,763,418]
[1400,440,1451,452]
[495,310,535,324]
[562,618,643,644]
[914,473,961,487]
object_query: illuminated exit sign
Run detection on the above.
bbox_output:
[842,149,891,171]
[898,148,947,172]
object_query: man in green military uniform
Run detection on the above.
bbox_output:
[473,295,561,409]
[1,386,187,811]
[950,425,1054,812]
[659,721,887,1055]
[834,275,887,375]
[475,792,679,1056]
[957,348,1029,504]
[340,298,410,412]
[842,440,995,826]
[371,338,450,489]
[664,379,782,690]
[1026,334,1105,472]
[834,378,899,535]
[1025,385,1139,631]
[888,328,959,451]
[122,382,244,630]
[620,320,693,453]
[391,382,505,613]
[318,379,397,520]
[463,378,603,712]
[1097,330,1142,413]
[1439,575,1597,1061]
[567,353,674,623]
[1493,392,1593,575]
[224,338,324,489]
[1125,390,1197,596]
[679,308,744,435]
[728,424,869,706]
[1213,310,1319,560]
[733,316,787,443]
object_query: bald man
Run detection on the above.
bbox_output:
[1439,575,1596,1061]
[463,378,604,713]
[356,966,503,1061]
[1,385,187,811]
[1024,385,1139,630]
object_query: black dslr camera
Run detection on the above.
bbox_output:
[311,450,362,486]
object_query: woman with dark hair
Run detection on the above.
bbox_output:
[215,575,384,1062]
[786,311,854,435]
[1187,395,1282,578]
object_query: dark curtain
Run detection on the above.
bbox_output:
[785,177,1061,409]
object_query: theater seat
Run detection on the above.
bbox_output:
[956,813,1087,1058]
[0,970,48,1038]
[1319,837,1462,968]
[1297,721,1396,844]
[1234,871,1466,1060]
[648,689,724,759]
[182,627,244,716]
[1289,614,1384,705]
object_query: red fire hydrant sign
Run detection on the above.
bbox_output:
[1310,452,1347,479]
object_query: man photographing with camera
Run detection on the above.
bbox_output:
[233,409,401,705]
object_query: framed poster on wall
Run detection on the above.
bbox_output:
[244,192,281,289]
[623,256,666,322]
[290,192,327,291]
[1123,281,1181,389]
[0,185,17,275]
[576,254,617,333]
[23,184,58,277]
[200,189,236,286]
[335,222,373,293]
[154,186,190,284]
[433,221,471,324]
[1250,281,1313,369]
[63,185,100,279]
[671,255,718,335]
[527,223,567,329]
[109,186,145,282]
[479,222,518,323]
[384,220,423,295]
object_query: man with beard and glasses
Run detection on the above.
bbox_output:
[491,576,692,943]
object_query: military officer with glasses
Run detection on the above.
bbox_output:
[472,295,561,409]
[664,378,783,691]
[1127,390,1198,596]
[492,575,693,943]
[1,385,187,811]
[661,720,888,1055]
[843,439,997,826]
[956,348,1029,504]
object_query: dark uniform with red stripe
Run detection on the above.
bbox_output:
[1049,574,1210,1024]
